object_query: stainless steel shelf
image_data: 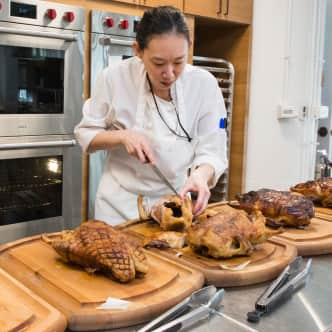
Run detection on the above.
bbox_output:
[193,56,234,202]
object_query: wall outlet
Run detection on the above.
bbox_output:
[277,105,298,119]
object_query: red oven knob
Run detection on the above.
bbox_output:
[65,11,75,23]
[105,17,114,28]
[119,19,129,30]
[47,8,57,20]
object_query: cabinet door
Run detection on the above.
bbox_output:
[222,0,252,24]
[141,0,183,10]
[184,0,222,19]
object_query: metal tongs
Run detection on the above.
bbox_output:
[138,285,224,332]
[247,256,312,323]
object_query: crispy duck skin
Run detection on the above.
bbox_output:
[138,194,193,231]
[235,189,314,227]
[42,220,148,283]
[187,205,277,258]
[290,178,332,207]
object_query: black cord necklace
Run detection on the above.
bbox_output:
[147,75,192,143]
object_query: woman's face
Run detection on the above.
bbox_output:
[135,33,189,94]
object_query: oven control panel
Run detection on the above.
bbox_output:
[91,10,140,38]
[0,0,85,31]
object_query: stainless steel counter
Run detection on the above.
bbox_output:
[95,255,332,332]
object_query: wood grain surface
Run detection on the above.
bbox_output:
[0,268,66,332]
[315,206,332,221]
[0,234,204,331]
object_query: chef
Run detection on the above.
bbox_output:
[75,6,228,225]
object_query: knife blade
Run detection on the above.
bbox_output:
[150,164,180,197]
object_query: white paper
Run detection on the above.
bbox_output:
[96,297,131,310]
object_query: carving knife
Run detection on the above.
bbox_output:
[150,164,180,197]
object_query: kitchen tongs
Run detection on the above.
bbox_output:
[247,256,312,323]
[137,286,223,332]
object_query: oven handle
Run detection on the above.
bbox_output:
[0,27,77,41]
[0,139,77,150]
[100,37,134,47]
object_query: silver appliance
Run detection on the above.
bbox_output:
[0,0,85,136]
[89,10,139,218]
[0,0,85,244]
[193,56,234,202]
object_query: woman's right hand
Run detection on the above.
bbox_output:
[119,129,155,164]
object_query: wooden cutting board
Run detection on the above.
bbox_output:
[0,234,204,332]
[0,267,66,332]
[117,216,297,287]
[315,206,332,221]
[272,217,332,256]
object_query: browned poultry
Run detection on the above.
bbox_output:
[143,231,187,249]
[235,189,314,228]
[290,177,332,207]
[42,220,148,283]
[187,205,277,258]
[138,195,193,231]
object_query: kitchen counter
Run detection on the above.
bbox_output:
[86,255,332,332]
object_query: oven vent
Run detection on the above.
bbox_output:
[193,56,234,202]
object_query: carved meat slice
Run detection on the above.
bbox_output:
[187,205,277,258]
[138,195,193,231]
[42,220,148,283]
[144,231,187,249]
[290,177,332,207]
[235,189,314,228]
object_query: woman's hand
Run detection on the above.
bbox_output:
[179,164,215,216]
[119,129,156,164]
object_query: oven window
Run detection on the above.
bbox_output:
[0,45,64,114]
[0,156,63,225]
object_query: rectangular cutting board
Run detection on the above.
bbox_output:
[0,267,66,332]
[0,234,204,331]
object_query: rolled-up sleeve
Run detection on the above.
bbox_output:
[192,74,228,187]
[74,69,112,152]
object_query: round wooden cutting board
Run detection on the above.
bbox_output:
[119,220,297,287]
[272,217,332,256]
[0,234,204,331]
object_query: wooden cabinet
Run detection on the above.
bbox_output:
[110,0,183,9]
[141,0,183,10]
[184,0,252,24]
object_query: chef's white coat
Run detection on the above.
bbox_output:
[75,56,228,225]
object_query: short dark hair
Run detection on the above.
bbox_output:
[136,6,190,50]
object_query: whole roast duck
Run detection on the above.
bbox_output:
[234,188,314,228]
[187,205,277,258]
[42,220,148,283]
[290,177,332,207]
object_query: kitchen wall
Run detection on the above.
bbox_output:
[244,0,326,191]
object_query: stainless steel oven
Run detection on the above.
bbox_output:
[89,10,139,218]
[0,135,82,245]
[0,0,85,136]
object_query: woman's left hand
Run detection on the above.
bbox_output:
[179,164,215,216]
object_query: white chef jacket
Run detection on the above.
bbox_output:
[75,56,228,225]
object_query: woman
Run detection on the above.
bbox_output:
[75,6,228,225]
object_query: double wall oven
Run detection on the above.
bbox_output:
[89,10,139,218]
[0,0,85,244]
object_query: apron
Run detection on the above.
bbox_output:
[95,77,196,225]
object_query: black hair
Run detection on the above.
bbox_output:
[136,6,190,50]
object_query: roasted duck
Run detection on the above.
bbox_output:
[290,178,332,207]
[187,205,277,258]
[42,220,148,283]
[144,231,187,249]
[138,195,193,231]
[235,189,314,227]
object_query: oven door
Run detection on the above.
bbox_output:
[0,22,84,136]
[0,136,82,245]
